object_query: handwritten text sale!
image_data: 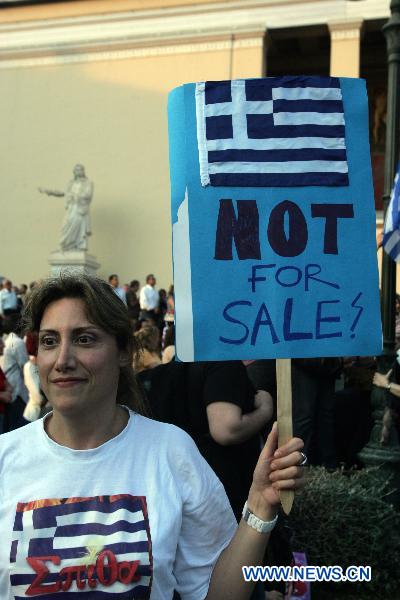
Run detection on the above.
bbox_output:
[214,198,362,346]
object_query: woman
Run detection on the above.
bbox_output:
[2,322,29,431]
[23,332,50,422]
[134,326,162,373]
[0,337,13,434]
[162,324,175,364]
[0,274,304,600]
[372,366,400,443]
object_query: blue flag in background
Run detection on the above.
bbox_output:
[383,165,400,262]
[196,76,349,187]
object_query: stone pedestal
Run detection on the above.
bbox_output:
[49,250,100,277]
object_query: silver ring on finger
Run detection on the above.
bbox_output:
[298,451,308,466]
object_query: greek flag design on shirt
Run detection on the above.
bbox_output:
[383,166,400,262]
[9,495,152,599]
[196,76,349,187]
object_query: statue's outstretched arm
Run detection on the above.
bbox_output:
[38,187,65,197]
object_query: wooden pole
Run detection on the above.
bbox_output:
[276,358,294,514]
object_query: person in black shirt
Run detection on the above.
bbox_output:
[126,280,140,330]
[137,359,273,520]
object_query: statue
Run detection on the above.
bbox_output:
[39,164,94,252]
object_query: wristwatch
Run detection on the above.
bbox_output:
[242,501,278,533]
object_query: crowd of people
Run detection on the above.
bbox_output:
[0,273,304,600]
[0,273,385,467]
[0,271,397,599]
[0,275,395,457]
[0,274,176,429]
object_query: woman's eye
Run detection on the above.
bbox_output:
[77,335,95,344]
[40,336,57,347]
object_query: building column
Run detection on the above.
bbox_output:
[329,20,363,77]
[230,30,266,79]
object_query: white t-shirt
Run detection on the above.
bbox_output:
[2,333,28,403]
[0,410,236,600]
[140,285,159,311]
[0,289,18,315]
[22,361,44,422]
[112,286,127,305]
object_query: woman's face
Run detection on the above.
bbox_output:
[37,297,122,418]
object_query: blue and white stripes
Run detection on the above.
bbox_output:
[383,167,400,262]
[195,76,349,187]
[10,495,152,599]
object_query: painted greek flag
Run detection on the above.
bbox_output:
[383,166,400,262]
[196,76,349,187]
[10,495,152,599]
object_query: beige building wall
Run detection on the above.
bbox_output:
[0,0,227,23]
[0,37,264,287]
[0,0,390,288]
[329,20,362,78]
[231,33,265,79]
[329,18,394,293]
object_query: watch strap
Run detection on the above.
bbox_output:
[242,501,278,533]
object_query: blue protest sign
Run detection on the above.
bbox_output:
[168,77,382,361]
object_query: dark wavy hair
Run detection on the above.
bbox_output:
[21,273,148,415]
[134,326,160,355]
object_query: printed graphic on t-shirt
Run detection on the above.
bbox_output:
[9,494,153,598]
